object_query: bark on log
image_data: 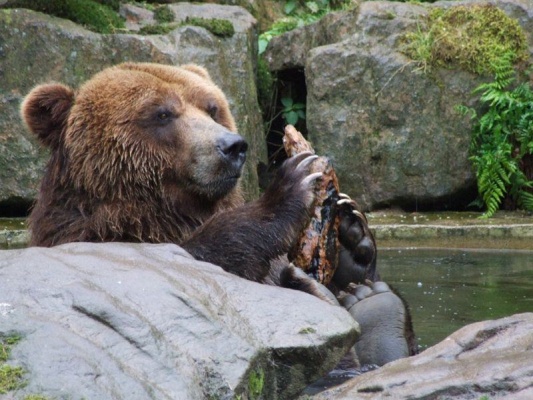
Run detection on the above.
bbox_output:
[283,125,340,285]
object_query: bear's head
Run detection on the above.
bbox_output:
[21,63,249,245]
[21,63,248,211]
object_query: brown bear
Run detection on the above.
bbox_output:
[20,62,375,291]
[21,62,416,366]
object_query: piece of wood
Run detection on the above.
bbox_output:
[283,125,340,285]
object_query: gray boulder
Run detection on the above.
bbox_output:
[312,312,533,399]
[0,242,358,399]
[265,0,533,210]
[0,5,265,209]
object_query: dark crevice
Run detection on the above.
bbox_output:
[259,68,308,190]
[0,197,33,217]
[372,185,479,212]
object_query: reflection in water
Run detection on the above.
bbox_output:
[379,248,533,349]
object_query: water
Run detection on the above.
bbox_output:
[379,248,533,350]
[306,248,532,394]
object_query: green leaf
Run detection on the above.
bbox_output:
[284,0,298,15]
[297,110,306,120]
[258,38,268,55]
[518,190,533,211]
[280,97,293,109]
[284,110,299,125]
[306,1,319,14]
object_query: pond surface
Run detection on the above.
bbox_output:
[379,248,533,350]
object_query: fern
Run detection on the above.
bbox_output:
[518,190,533,210]
[473,144,513,217]
[460,54,533,217]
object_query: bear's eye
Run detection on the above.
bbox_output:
[207,104,218,120]
[155,109,174,125]
[158,112,170,121]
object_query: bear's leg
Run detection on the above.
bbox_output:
[339,281,418,367]
[264,256,339,304]
[182,152,322,282]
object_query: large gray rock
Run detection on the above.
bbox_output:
[265,0,533,210]
[0,5,265,209]
[0,242,358,399]
[312,312,533,399]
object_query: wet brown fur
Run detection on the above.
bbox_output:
[21,63,317,284]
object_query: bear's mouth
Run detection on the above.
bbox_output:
[162,169,241,200]
[200,174,241,198]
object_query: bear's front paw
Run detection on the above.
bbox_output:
[332,194,378,289]
[262,151,322,212]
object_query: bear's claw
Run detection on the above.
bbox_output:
[331,193,378,289]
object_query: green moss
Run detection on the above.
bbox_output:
[139,17,235,38]
[94,0,119,12]
[0,365,25,394]
[0,335,26,394]
[257,57,275,115]
[401,4,528,75]
[154,5,174,24]
[138,23,176,35]
[23,396,51,400]
[3,0,125,33]
[184,17,235,38]
[0,335,21,363]
[247,369,264,400]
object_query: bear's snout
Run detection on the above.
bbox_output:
[216,133,248,171]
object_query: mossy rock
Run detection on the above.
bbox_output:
[154,5,175,24]
[139,23,177,35]
[185,17,235,38]
[401,4,528,75]
[2,0,124,33]
[139,17,235,38]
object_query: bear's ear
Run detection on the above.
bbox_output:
[20,83,74,149]
[181,64,212,81]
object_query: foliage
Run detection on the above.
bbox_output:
[94,0,119,11]
[281,96,306,125]
[3,0,125,34]
[456,55,533,217]
[258,0,354,54]
[153,5,174,24]
[258,19,299,55]
[401,5,528,75]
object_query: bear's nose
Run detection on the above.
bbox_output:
[217,133,248,168]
